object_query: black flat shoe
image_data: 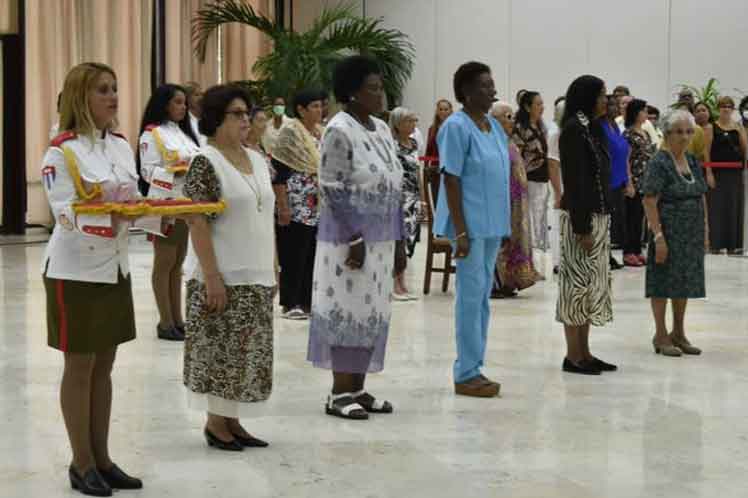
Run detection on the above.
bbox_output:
[562,358,601,375]
[98,463,142,490]
[157,324,184,341]
[69,466,112,497]
[175,324,186,336]
[609,257,624,270]
[590,356,618,372]
[204,428,243,451]
[231,432,269,448]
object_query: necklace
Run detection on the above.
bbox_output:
[212,142,263,212]
[348,112,397,168]
[669,152,695,185]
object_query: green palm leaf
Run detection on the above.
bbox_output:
[191,0,414,108]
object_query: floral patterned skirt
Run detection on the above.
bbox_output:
[183,280,274,415]
[308,240,394,374]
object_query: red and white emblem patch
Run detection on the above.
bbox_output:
[42,165,56,190]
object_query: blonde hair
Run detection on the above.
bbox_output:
[58,62,117,137]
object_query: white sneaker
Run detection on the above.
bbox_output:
[391,292,410,302]
[406,293,419,301]
[284,307,308,320]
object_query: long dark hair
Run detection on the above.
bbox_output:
[136,84,200,195]
[562,75,606,139]
[515,90,547,151]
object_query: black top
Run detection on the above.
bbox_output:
[711,123,743,163]
[559,114,612,235]
[271,157,293,185]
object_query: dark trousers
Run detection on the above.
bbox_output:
[276,221,317,310]
[624,193,644,255]
[609,185,626,247]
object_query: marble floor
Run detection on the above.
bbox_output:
[1,235,748,498]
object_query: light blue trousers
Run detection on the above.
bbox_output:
[453,237,501,383]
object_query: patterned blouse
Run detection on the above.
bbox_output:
[623,129,655,192]
[513,123,549,182]
[271,158,319,226]
[397,138,421,243]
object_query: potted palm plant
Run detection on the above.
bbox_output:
[192,0,415,108]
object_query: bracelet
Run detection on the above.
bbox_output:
[456,232,467,240]
[348,237,364,247]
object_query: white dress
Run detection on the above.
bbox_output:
[307,111,403,374]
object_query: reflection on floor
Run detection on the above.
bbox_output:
[1,235,747,498]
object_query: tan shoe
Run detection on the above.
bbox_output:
[652,337,682,357]
[455,377,500,397]
[669,333,702,355]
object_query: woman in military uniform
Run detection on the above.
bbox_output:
[42,62,144,496]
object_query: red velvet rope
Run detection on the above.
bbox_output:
[702,162,744,169]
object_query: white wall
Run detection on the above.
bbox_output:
[360,0,748,127]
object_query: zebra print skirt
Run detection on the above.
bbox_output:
[555,211,613,326]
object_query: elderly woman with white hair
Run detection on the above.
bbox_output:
[390,106,421,300]
[489,101,537,297]
[642,110,709,357]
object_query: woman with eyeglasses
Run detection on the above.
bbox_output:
[642,110,709,356]
[706,96,748,254]
[489,101,537,297]
[182,84,277,451]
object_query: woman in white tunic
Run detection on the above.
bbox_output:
[137,84,202,341]
[182,84,277,451]
[308,56,405,420]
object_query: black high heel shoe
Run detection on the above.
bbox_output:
[204,428,243,451]
[69,466,112,497]
[97,463,142,490]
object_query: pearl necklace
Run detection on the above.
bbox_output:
[669,152,695,185]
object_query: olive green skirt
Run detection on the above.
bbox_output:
[44,271,136,353]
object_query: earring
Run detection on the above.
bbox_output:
[350,96,357,102]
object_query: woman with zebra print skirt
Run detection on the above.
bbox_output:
[556,75,617,376]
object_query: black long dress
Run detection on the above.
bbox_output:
[708,123,744,251]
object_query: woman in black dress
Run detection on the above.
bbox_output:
[706,96,747,253]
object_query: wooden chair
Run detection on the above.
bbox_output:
[421,164,455,294]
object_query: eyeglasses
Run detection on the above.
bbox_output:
[225,109,251,120]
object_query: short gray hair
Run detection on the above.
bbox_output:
[661,109,696,136]
[490,101,513,118]
[389,106,417,136]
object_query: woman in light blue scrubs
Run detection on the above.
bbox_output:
[433,61,511,398]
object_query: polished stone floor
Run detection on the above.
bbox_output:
[1,235,747,498]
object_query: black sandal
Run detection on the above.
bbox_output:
[325,393,369,420]
[353,390,394,414]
